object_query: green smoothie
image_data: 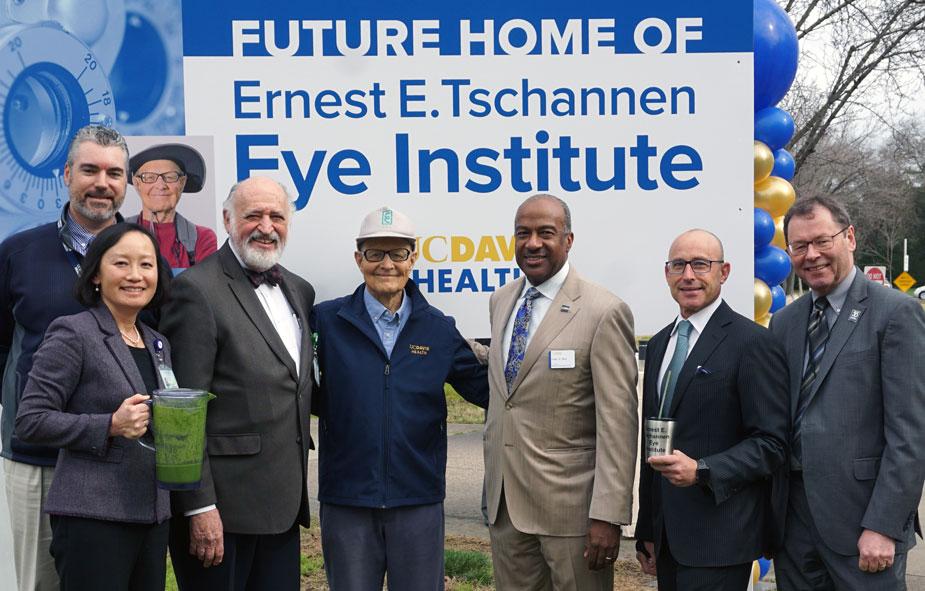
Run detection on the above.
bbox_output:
[152,395,209,488]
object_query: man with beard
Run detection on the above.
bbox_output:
[159,176,315,591]
[0,124,129,591]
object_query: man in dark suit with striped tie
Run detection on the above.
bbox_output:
[770,196,925,590]
[635,229,790,590]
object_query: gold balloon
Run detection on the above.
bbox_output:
[771,215,786,249]
[754,141,774,183]
[755,176,796,217]
[756,313,771,328]
[754,278,772,319]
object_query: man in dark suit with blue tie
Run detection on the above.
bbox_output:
[770,196,925,590]
[635,229,790,591]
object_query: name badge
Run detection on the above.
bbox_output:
[549,350,576,369]
[158,366,179,389]
[152,339,178,389]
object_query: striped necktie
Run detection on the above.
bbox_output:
[792,296,830,465]
[504,287,541,392]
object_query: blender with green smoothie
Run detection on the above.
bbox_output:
[139,389,215,490]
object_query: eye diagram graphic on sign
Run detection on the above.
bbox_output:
[0,0,185,238]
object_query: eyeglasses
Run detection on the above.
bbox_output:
[665,259,724,275]
[787,227,849,256]
[361,248,411,262]
[134,171,186,184]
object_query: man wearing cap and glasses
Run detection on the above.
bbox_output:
[635,228,788,591]
[127,143,217,272]
[770,196,925,590]
[312,206,488,589]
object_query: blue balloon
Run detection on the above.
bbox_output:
[770,284,786,313]
[755,245,792,286]
[754,0,799,110]
[754,208,775,249]
[755,107,795,150]
[772,148,795,181]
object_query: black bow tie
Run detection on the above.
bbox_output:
[245,265,284,288]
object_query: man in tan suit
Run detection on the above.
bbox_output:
[480,194,639,590]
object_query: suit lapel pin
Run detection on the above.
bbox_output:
[848,309,862,323]
[560,304,570,313]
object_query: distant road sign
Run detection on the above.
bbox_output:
[864,266,887,285]
[894,271,916,292]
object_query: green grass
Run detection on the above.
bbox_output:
[445,384,487,424]
[165,555,178,591]
[445,549,494,586]
[300,553,324,576]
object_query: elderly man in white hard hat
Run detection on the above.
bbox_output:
[311,206,489,589]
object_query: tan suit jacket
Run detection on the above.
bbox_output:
[483,268,638,536]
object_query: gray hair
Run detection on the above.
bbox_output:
[66,125,129,169]
[518,193,572,233]
[222,179,296,215]
[783,196,852,242]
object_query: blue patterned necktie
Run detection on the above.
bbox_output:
[792,296,830,464]
[659,320,692,417]
[504,287,541,392]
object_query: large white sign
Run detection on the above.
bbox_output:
[0,2,754,337]
[182,2,754,336]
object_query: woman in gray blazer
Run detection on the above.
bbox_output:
[16,223,173,591]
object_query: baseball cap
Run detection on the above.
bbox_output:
[356,206,415,242]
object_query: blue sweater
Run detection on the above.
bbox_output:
[0,218,86,465]
[313,282,488,508]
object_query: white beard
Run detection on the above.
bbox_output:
[230,221,286,272]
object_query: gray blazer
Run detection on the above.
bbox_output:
[770,269,925,555]
[15,306,171,524]
[158,242,315,535]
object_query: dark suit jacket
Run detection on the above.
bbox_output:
[636,300,789,566]
[159,242,315,535]
[770,270,925,556]
[15,306,171,524]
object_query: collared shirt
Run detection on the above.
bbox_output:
[364,286,412,358]
[799,266,857,374]
[502,262,571,365]
[229,244,301,375]
[657,295,723,396]
[65,210,97,256]
[811,266,856,329]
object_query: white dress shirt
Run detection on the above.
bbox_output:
[502,262,570,365]
[230,246,302,375]
[657,296,723,396]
